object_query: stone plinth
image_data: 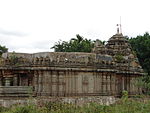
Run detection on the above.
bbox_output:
[0,86,33,97]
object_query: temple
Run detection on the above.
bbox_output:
[0,33,144,98]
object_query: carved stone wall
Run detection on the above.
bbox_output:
[31,70,142,97]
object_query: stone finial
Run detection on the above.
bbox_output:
[117,24,119,34]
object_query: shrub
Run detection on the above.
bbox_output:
[115,54,124,62]
[2,97,150,113]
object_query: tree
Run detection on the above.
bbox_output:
[0,45,8,56]
[51,34,95,52]
[129,32,150,94]
[129,32,150,74]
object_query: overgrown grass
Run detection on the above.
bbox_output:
[1,97,150,113]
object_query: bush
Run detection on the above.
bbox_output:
[115,54,124,62]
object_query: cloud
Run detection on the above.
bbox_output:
[6,38,55,53]
[0,28,28,37]
[0,0,150,53]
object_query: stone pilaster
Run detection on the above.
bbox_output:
[5,77,11,86]
[0,71,3,86]
[0,77,2,86]
[38,71,43,94]
[13,75,18,86]
[33,71,38,93]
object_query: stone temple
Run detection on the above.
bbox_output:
[0,32,144,100]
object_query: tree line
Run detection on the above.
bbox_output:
[51,34,95,52]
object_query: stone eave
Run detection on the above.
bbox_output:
[0,66,144,75]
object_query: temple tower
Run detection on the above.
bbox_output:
[92,39,106,54]
[106,33,132,56]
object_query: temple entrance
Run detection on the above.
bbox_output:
[19,73,29,86]
[18,73,33,86]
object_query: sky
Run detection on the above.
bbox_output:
[0,0,150,53]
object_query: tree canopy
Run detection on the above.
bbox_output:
[51,34,95,52]
[128,32,150,93]
[129,32,150,74]
[0,45,8,56]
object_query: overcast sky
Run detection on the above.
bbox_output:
[0,0,150,53]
